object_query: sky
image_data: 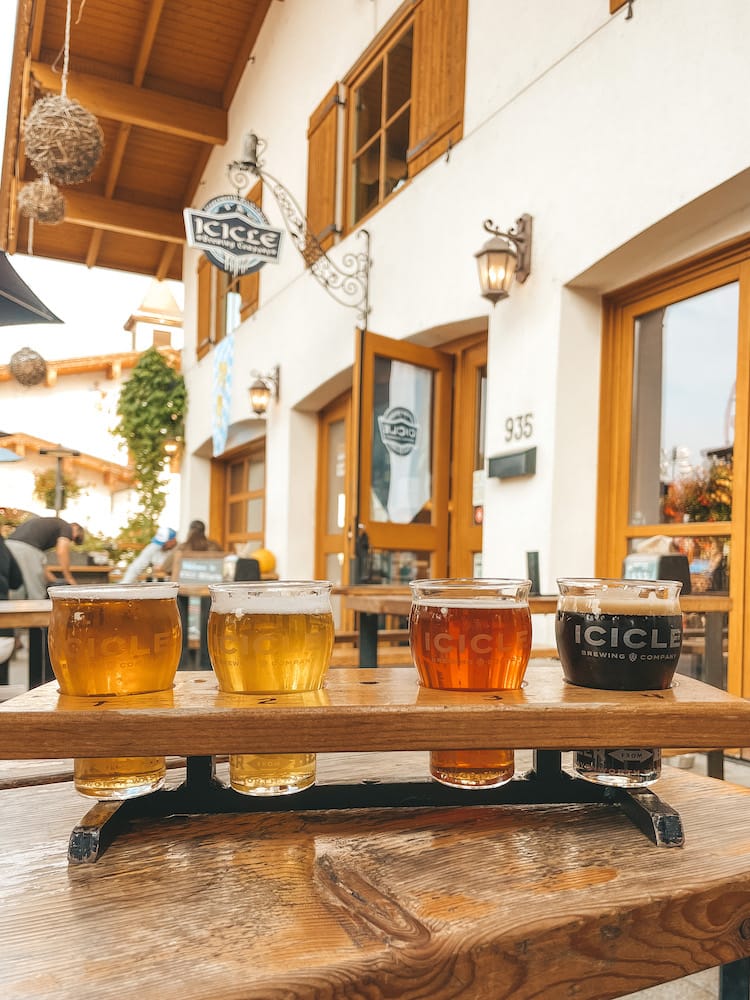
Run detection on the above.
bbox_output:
[0,4,183,363]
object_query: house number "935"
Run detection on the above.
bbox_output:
[504,413,534,442]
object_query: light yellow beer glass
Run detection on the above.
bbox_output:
[47,582,182,799]
[207,581,334,796]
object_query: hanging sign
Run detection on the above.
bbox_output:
[183,195,283,276]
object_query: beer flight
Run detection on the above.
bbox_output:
[46,575,685,800]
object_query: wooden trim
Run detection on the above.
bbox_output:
[598,250,748,696]
[605,233,750,309]
[196,255,212,359]
[63,190,185,244]
[343,1,419,86]
[315,393,352,590]
[0,432,133,484]
[222,0,273,108]
[30,62,227,145]
[0,0,32,250]
[209,460,226,550]
[358,331,452,568]
[306,83,341,252]
[731,260,750,696]
[0,347,180,383]
[450,339,486,576]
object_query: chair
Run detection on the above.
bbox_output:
[234,558,260,581]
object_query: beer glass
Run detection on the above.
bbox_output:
[409,578,532,788]
[555,577,683,786]
[207,581,334,796]
[47,582,182,799]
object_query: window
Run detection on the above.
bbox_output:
[306,0,468,239]
[195,180,262,360]
[225,442,266,553]
[598,238,750,696]
[351,26,412,223]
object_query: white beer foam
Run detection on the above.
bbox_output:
[210,588,331,616]
[559,592,680,616]
[414,598,528,610]
[50,583,179,601]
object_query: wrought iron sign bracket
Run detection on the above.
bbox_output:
[228,132,371,329]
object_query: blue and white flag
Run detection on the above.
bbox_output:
[212,334,234,456]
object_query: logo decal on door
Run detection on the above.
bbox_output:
[378,406,418,456]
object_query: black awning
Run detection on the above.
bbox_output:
[0,253,62,326]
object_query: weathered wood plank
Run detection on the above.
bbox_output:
[0,668,748,758]
[1,763,750,998]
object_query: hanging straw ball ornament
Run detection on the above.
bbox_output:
[17,176,65,224]
[10,347,48,387]
[23,95,104,185]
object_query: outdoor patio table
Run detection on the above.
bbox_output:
[336,587,730,682]
[0,597,52,688]
[1,732,750,998]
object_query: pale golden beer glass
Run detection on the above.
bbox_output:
[409,578,532,788]
[207,581,334,796]
[47,582,182,799]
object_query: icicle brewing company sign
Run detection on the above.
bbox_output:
[183,196,283,276]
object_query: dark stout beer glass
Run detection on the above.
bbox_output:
[409,578,532,788]
[48,582,182,798]
[555,578,683,786]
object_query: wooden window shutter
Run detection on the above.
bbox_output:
[196,255,212,359]
[239,179,262,322]
[306,83,340,252]
[408,0,468,177]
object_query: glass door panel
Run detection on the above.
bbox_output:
[630,283,738,529]
[356,331,452,568]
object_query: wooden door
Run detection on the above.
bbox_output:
[446,335,487,576]
[351,330,452,582]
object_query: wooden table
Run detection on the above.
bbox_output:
[47,564,114,585]
[2,669,750,997]
[0,598,53,689]
[336,587,730,681]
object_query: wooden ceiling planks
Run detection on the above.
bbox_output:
[1,0,280,281]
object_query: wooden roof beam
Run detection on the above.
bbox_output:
[30,62,227,145]
[64,191,185,244]
[85,0,167,269]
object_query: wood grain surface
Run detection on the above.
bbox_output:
[0,667,749,759]
[1,759,750,999]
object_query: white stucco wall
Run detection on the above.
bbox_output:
[0,370,180,539]
[181,0,750,584]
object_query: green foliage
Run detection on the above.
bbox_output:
[113,347,186,549]
[75,529,127,564]
[32,468,83,510]
[0,508,34,538]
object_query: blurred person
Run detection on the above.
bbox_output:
[159,520,222,576]
[121,526,178,584]
[6,516,85,599]
[0,537,23,669]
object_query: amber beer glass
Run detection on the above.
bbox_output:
[47,582,182,799]
[409,578,532,788]
[207,581,334,795]
[555,578,683,786]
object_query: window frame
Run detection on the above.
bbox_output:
[598,236,750,696]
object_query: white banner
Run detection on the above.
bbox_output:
[376,360,431,523]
